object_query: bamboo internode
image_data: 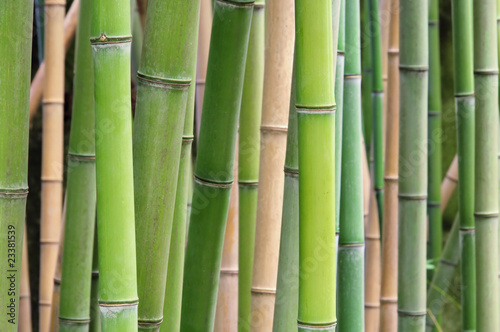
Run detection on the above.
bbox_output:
[19,226,32,332]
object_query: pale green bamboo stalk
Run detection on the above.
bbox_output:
[89,231,100,332]
[361,0,372,154]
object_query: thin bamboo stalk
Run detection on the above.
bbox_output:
[295,0,339,330]
[237,4,265,330]
[215,165,239,332]
[368,0,384,227]
[440,155,458,212]
[20,226,32,332]
[425,214,460,332]
[90,0,138,328]
[29,0,79,122]
[35,0,45,63]
[337,0,363,329]
[398,0,428,330]
[380,0,389,148]
[272,67,298,331]
[0,1,33,331]
[365,189,380,332]
[130,0,143,82]
[451,0,476,329]
[379,0,398,329]
[136,0,148,29]
[474,0,500,330]
[248,0,294,328]
[195,0,212,140]
[361,0,373,154]
[363,137,371,231]
[39,0,66,329]
[89,230,100,332]
[58,0,97,329]
[180,1,253,329]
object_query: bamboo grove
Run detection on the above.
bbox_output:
[4,0,500,331]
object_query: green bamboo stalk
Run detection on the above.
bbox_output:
[368,0,384,227]
[398,0,428,330]
[497,0,500,318]
[450,0,476,329]
[0,2,32,331]
[180,1,253,329]
[132,0,200,330]
[238,2,265,330]
[89,231,100,332]
[90,0,138,328]
[295,0,339,330]
[427,0,443,284]
[58,0,97,329]
[272,66,298,332]
[474,0,500,330]
[337,0,364,329]
[425,214,460,332]
[130,0,143,84]
[361,0,372,155]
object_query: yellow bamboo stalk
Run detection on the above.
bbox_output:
[249,0,294,329]
[29,0,79,122]
[379,0,399,329]
[214,162,239,332]
[380,0,390,148]
[39,0,66,330]
[441,155,458,212]
[19,225,32,332]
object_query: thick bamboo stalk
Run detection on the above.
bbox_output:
[427,0,443,284]
[272,68,298,331]
[0,1,33,331]
[441,155,458,212]
[365,189,380,332]
[133,0,200,330]
[425,214,460,332]
[451,0,476,329]
[248,0,294,329]
[20,226,32,332]
[295,0,339,330]
[237,4,265,330]
[379,0,398,330]
[398,0,428,330]
[215,167,239,332]
[89,231,100,332]
[368,0,384,227]
[361,0,373,154]
[180,1,253,329]
[29,0,79,122]
[337,0,363,329]
[39,0,66,329]
[473,0,500,330]
[58,0,97,329]
[90,0,138,328]
[195,0,212,139]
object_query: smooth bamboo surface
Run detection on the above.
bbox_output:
[136,0,148,29]
[20,226,32,332]
[365,189,380,332]
[441,156,458,212]
[89,230,100,332]
[379,0,398,329]
[249,0,294,329]
[380,0,389,148]
[29,0,79,122]
[39,0,66,330]
[361,0,373,154]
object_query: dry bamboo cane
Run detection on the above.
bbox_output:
[29,0,79,122]
[39,0,66,330]
[440,155,458,212]
[214,163,239,332]
[365,189,381,332]
[249,0,294,329]
[380,0,390,148]
[379,0,398,330]
[195,0,212,140]
[19,226,32,332]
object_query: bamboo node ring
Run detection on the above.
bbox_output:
[397,309,426,317]
[193,175,233,188]
[138,318,163,327]
[250,286,276,295]
[297,321,337,330]
[58,318,91,324]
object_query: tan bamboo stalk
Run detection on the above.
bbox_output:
[249,0,294,329]
[380,0,389,148]
[214,163,239,332]
[195,0,212,139]
[19,226,32,332]
[441,155,458,212]
[39,0,66,330]
[29,0,79,122]
[379,0,398,329]
[365,189,381,332]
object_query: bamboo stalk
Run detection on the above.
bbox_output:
[440,155,458,212]
[39,0,66,329]
[58,0,97,329]
[29,0,79,122]
[133,0,201,330]
[180,1,253,329]
[295,0,339,330]
[0,1,33,331]
[20,226,32,332]
[379,0,398,329]
[450,0,476,329]
[361,0,373,154]
[89,230,100,332]
[272,67,298,331]
[337,0,363,329]
[214,166,239,332]
[248,0,294,329]
[474,0,500,330]
[237,4,265,330]
[136,0,148,29]
[365,189,380,332]
[90,0,138,328]
[35,0,45,63]
[380,0,390,148]
[398,0,428,330]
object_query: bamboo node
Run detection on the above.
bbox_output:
[365,302,381,308]
[90,35,132,45]
[138,318,163,327]
[193,175,233,188]
[137,71,191,89]
[427,200,440,207]
[474,212,499,218]
[217,0,255,8]
[296,106,336,114]
[58,318,91,324]
[428,111,441,117]
[445,174,458,183]
[384,175,398,182]
[220,268,239,275]
[45,0,66,5]
[250,287,276,295]
[238,181,259,187]
[344,74,362,79]
[68,153,96,161]
[297,321,337,330]
[439,259,457,268]
[474,69,499,76]
[398,193,427,200]
[284,166,299,176]
[397,309,426,317]
[260,125,288,133]
[399,64,429,72]
[380,297,397,304]
[99,300,139,307]
[182,136,195,143]
[0,187,29,198]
